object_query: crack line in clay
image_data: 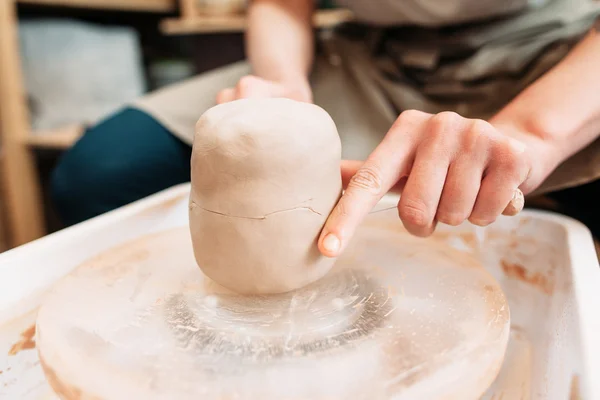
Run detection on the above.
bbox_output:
[190,201,323,220]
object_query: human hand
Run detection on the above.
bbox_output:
[318,110,552,258]
[216,75,312,104]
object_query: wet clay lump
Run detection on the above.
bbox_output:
[189,98,343,294]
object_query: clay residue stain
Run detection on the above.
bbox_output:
[457,232,478,249]
[483,285,495,292]
[500,260,553,295]
[570,375,581,400]
[506,236,540,251]
[39,353,86,400]
[8,324,36,355]
[517,216,533,228]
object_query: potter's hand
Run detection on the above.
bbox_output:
[318,110,550,257]
[216,75,312,104]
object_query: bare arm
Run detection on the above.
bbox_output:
[490,22,600,193]
[217,0,315,103]
[247,0,314,86]
[318,20,600,257]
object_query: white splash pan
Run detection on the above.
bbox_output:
[0,183,599,399]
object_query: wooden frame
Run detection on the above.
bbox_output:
[17,0,175,12]
[0,0,176,249]
[0,0,46,247]
[161,0,354,35]
[26,125,84,150]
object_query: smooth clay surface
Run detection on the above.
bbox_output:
[190,98,342,294]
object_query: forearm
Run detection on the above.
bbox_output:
[491,23,600,189]
[247,0,315,85]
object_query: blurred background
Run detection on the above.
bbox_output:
[3,1,594,256]
[0,0,348,251]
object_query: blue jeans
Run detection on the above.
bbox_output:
[51,108,192,226]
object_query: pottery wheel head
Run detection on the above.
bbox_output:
[164,269,391,365]
[36,217,510,400]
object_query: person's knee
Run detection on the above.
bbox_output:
[51,107,191,226]
[51,137,125,226]
[51,109,138,224]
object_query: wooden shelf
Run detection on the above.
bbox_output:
[26,124,84,149]
[17,0,175,12]
[161,8,354,35]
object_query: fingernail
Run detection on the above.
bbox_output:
[322,233,341,255]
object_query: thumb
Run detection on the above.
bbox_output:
[216,88,236,104]
[236,76,283,99]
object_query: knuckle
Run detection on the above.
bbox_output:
[348,165,384,195]
[438,111,462,122]
[331,197,350,220]
[397,109,424,122]
[470,118,494,135]
[494,144,525,180]
[471,119,493,138]
[437,211,466,226]
[427,111,462,140]
[434,111,461,125]
[508,145,527,169]
[469,215,495,227]
[399,199,430,228]
[502,139,522,159]
[463,119,494,152]
[393,109,429,129]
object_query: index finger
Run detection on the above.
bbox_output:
[341,160,406,193]
[319,113,430,257]
[341,160,363,187]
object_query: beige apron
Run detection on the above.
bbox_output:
[134,0,600,196]
[134,53,394,162]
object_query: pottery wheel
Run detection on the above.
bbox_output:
[36,210,510,400]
